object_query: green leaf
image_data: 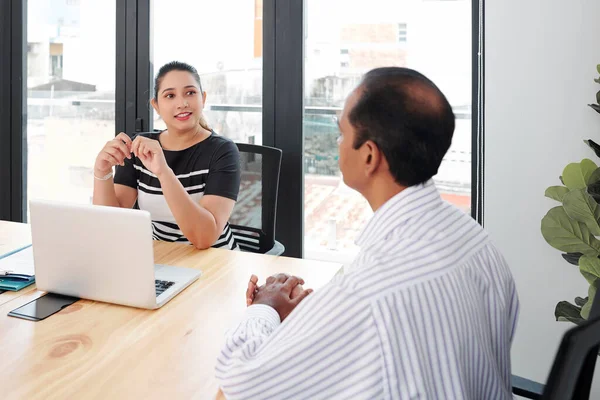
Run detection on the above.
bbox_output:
[541,206,600,255]
[597,64,600,75]
[581,281,599,320]
[545,186,570,202]
[562,252,583,266]
[581,302,592,320]
[555,301,585,325]
[590,104,600,114]
[563,189,600,235]
[579,255,600,281]
[583,159,598,184]
[584,140,600,158]
[581,270,598,284]
[563,159,598,189]
[588,182,600,203]
[563,163,586,189]
[575,296,588,307]
[589,167,600,185]
[560,253,595,283]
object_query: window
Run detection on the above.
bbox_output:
[49,54,63,78]
[4,0,477,259]
[304,0,472,263]
[26,0,116,206]
[151,0,262,144]
[49,43,64,78]
[398,23,407,42]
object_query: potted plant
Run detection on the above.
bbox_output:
[541,65,600,325]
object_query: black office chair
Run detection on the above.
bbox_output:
[229,143,285,255]
[512,288,600,399]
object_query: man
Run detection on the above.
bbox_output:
[216,67,519,399]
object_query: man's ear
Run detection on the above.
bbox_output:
[361,140,382,177]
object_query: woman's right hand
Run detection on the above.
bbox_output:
[94,132,133,176]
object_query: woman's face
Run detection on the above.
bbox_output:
[152,70,207,131]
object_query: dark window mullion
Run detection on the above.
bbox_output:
[0,0,26,222]
[11,0,26,221]
[262,0,276,148]
[115,0,127,134]
[116,0,151,136]
[136,0,151,133]
[268,0,304,258]
[471,0,484,224]
[124,0,138,136]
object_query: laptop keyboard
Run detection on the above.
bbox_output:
[155,279,175,297]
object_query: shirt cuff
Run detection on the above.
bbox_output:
[243,304,281,328]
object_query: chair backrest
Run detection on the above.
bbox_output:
[541,287,600,400]
[229,143,282,253]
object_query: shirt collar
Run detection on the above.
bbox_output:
[355,180,441,248]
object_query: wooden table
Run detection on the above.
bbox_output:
[0,221,341,400]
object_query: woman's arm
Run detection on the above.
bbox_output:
[157,169,235,248]
[92,133,138,208]
[131,137,240,249]
[93,179,137,209]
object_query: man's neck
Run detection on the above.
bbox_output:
[364,177,407,212]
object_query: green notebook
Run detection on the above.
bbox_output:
[0,276,35,291]
[0,245,35,292]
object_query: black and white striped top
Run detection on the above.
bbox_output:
[216,180,519,399]
[114,131,241,250]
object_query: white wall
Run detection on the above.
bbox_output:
[485,0,600,391]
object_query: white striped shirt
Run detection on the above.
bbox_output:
[216,180,519,399]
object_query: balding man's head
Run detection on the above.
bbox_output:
[348,67,455,187]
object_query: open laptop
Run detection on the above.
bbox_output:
[28,200,201,309]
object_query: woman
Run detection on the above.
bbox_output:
[92,61,241,250]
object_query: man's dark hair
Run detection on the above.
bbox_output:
[348,67,455,187]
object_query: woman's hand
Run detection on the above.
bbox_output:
[94,132,133,176]
[131,136,170,177]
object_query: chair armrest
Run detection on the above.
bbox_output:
[512,374,544,399]
[265,240,285,256]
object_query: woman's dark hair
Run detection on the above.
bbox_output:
[154,61,203,100]
[153,61,210,130]
[349,67,455,187]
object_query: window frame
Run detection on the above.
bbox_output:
[0,0,484,258]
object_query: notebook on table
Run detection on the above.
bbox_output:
[0,244,35,291]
